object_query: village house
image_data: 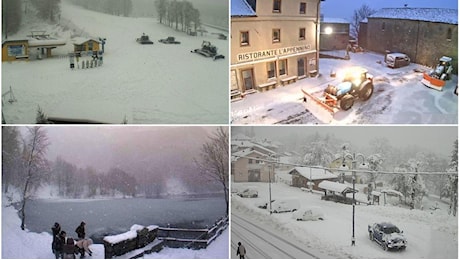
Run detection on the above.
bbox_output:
[230,0,324,100]
[73,37,101,54]
[289,166,338,190]
[232,148,275,182]
[359,8,458,73]
[320,17,350,51]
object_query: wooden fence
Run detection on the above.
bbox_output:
[157,216,229,249]
[103,216,228,258]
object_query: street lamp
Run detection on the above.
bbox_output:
[325,27,333,34]
[341,151,366,246]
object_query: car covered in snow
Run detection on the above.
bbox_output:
[368,222,407,251]
[292,207,324,221]
[385,53,410,68]
[237,188,258,198]
[271,199,299,213]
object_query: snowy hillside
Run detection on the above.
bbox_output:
[2,1,229,124]
[231,182,458,259]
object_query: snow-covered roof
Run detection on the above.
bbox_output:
[318,180,358,194]
[369,8,458,25]
[233,141,277,155]
[233,148,267,159]
[28,38,66,47]
[381,189,403,197]
[290,167,337,181]
[231,0,256,17]
[322,17,350,24]
[72,37,100,45]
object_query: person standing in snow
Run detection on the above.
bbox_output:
[54,230,66,259]
[75,222,86,240]
[236,242,246,259]
[52,222,61,254]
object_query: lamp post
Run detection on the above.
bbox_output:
[341,150,366,246]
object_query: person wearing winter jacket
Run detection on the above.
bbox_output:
[52,222,61,255]
[54,231,66,259]
[75,222,86,239]
[236,242,246,259]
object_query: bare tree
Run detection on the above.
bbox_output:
[195,127,229,215]
[19,126,49,230]
[351,4,376,39]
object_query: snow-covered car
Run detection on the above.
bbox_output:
[368,222,407,251]
[271,199,299,213]
[292,207,324,221]
[237,188,258,198]
[385,53,410,68]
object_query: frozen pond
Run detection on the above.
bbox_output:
[21,195,227,243]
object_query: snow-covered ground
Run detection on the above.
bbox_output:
[231,181,458,259]
[231,51,458,124]
[2,1,229,124]
[2,199,229,259]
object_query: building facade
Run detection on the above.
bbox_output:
[231,0,323,98]
[361,8,458,73]
[320,17,350,50]
[2,40,29,62]
[232,149,275,182]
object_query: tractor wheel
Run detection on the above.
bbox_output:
[359,83,374,101]
[369,232,373,241]
[340,94,354,110]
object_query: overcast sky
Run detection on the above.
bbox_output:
[321,0,458,20]
[36,126,220,172]
[233,126,457,157]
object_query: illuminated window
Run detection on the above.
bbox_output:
[241,31,249,46]
[273,29,280,43]
[273,0,281,13]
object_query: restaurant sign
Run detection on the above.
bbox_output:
[237,44,311,62]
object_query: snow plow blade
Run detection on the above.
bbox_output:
[421,73,445,91]
[301,88,335,123]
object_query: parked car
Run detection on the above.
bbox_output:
[385,53,410,68]
[237,188,258,198]
[368,222,407,251]
[271,199,299,213]
[292,207,324,221]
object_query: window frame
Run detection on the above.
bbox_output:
[240,31,249,46]
[279,59,287,76]
[299,2,306,14]
[267,61,277,79]
[299,27,306,40]
[273,0,281,13]
[272,28,281,43]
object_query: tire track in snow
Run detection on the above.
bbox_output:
[232,214,319,259]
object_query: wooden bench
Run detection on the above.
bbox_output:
[309,70,318,77]
[280,76,297,86]
[257,81,277,92]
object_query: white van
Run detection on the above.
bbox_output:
[292,207,324,221]
[271,199,300,213]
